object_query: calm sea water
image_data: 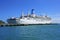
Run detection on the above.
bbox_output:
[0,24,60,40]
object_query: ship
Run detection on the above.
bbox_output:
[7,9,51,25]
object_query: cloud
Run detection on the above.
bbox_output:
[52,19,60,23]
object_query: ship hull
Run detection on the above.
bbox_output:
[7,18,51,25]
[16,19,51,25]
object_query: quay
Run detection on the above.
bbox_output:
[0,24,28,27]
[0,23,59,27]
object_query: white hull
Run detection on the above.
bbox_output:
[16,19,51,24]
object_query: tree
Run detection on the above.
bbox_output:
[0,20,5,25]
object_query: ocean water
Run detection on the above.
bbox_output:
[0,24,60,40]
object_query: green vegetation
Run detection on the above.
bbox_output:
[0,20,5,25]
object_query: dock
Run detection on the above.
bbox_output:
[0,24,28,27]
[0,23,59,27]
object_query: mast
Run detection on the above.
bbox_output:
[27,11,30,17]
[21,11,24,18]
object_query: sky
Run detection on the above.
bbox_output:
[0,0,60,23]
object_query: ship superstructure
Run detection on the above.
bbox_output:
[7,9,51,25]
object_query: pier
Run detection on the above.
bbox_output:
[0,23,59,27]
[0,24,29,27]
